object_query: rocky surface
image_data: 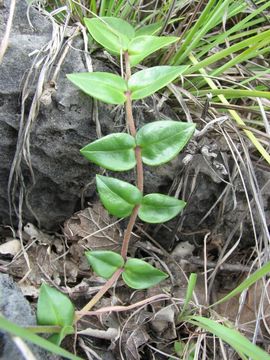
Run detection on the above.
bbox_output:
[0,274,59,360]
[0,0,180,230]
[0,0,100,229]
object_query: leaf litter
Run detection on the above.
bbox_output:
[1,195,270,359]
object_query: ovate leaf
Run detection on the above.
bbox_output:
[37,284,75,329]
[122,258,168,289]
[138,193,186,223]
[128,66,189,100]
[135,22,162,36]
[67,72,127,105]
[85,250,124,279]
[136,120,196,165]
[128,35,178,66]
[80,133,136,171]
[84,17,135,54]
[96,175,142,218]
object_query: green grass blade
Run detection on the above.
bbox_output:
[186,316,270,360]
[211,39,270,77]
[178,273,197,320]
[189,53,270,165]
[211,261,270,307]
[172,0,248,65]
[90,0,97,14]
[172,0,227,64]
[194,89,270,101]
[120,0,138,18]
[111,0,126,17]
[197,1,270,59]
[99,0,109,16]
[0,315,83,360]
[240,68,270,85]
[185,29,270,75]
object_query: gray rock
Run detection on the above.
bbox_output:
[0,0,97,229]
[0,274,59,360]
[0,0,178,230]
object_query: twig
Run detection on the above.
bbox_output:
[185,256,252,273]
[76,294,170,316]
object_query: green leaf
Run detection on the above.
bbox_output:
[194,88,270,101]
[67,72,127,105]
[80,133,136,171]
[128,66,189,100]
[48,325,74,346]
[84,17,135,54]
[122,258,168,289]
[96,175,142,218]
[178,273,197,320]
[138,193,186,223]
[85,250,124,279]
[174,340,195,360]
[128,35,178,66]
[135,22,162,36]
[0,316,83,360]
[37,284,75,329]
[174,341,185,356]
[186,316,270,360]
[136,120,196,166]
[211,260,270,308]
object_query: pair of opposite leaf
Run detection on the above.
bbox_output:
[82,119,195,224]
[67,17,196,224]
[85,251,168,290]
[67,17,189,105]
[80,120,195,171]
[85,16,179,66]
[97,174,186,223]
[37,254,168,345]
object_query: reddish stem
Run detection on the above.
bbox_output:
[75,268,123,322]
[120,52,144,259]
[125,91,136,137]
[121,204,140,259]
[77,52,144,321]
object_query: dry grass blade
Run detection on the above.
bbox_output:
[12,337,37,360]
[7,7,79,225]
[0,0,16,64]
[189,53,270,165]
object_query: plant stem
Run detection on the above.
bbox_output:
[120,52,144,259]
[77,52,144,321]
[121,204,140,259]
[75,268,123,322]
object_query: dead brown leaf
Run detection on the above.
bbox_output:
[64,203,123,252]
[125,327,150,360]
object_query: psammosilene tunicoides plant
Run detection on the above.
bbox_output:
[66,16,195,290]
[35,15,195,345]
